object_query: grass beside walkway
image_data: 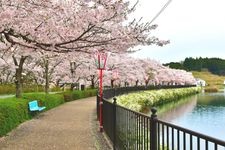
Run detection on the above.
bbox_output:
[0,97,105,150]
[0,90,97,137]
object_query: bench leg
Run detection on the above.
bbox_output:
[29,111,38,117]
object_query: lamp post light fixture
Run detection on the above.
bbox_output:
[70,61,76,76]
[94,50,108,132]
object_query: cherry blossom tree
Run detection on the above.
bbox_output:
[0,45,35,97]
[0,0,170,97]
[0,44,61,96]
[83,61,99,89]
[0,0,201,98]
[31,51,65,93]
[52,53,94,90]
[103,54,196,87]
[0,58,14,84]
[0,0,169,54]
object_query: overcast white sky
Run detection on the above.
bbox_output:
[130,0,225,63]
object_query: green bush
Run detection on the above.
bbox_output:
[50,86,62,92]
[0,89,97,137]
[22,85,45,93]
[63,89,97,102]
[0,93,64,137]
[22,93,64,110]
[116,87,201,112]
[0,98,31,136]
[0,84,62,95]
[0,84,15,95]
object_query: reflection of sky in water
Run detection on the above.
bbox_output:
[167,93,225,140]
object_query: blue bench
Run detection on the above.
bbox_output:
[28,100,46,111]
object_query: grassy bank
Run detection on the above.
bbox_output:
[116,87,201,112]
[192,71,225,89]
[0,89,97,137]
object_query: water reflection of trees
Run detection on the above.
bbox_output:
[146,93,225,122]
[197,93,225,107]
[156,95,198,122]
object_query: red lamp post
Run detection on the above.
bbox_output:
[94,50,108,132]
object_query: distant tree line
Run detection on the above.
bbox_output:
[164,57,225,75]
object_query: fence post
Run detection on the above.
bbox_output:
[113,97,117,150]
[150,107,158,150]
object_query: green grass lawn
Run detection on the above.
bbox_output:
[192,71,225,89]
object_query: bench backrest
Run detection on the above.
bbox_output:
[29,100,38,109]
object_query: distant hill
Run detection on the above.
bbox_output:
[164,57,225,76]
[192,71,225,88]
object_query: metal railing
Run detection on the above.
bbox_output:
[97,85,225,149]
[103,97,152,149]
[98,85,195,119]
[157,118,225,150]
[103,85,195,99]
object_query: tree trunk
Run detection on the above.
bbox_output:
[70,83,75,91]
[6,74,10,83]
[135,80,139,86]
[111,79,114,88]
[56,79,61,87]
[91,75,95,89]
[15,69,22,98]
[44,59,49,94]
[34,79,39,92]
[13,55,27,98]
[145,80,149,87]
[125,81,128,87]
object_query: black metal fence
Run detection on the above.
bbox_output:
[103,85,195,99]
[157,119,225,150]
[97,85,225,150]
[103,97,152,149]
[98,85,195,118]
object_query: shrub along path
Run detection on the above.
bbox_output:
[0,97,107,150]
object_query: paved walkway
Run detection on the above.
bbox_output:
[0,97,107,150]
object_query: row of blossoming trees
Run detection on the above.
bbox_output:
[0,52,196,91]
[0,0,194,98]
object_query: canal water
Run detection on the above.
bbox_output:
[156,92,225,141]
